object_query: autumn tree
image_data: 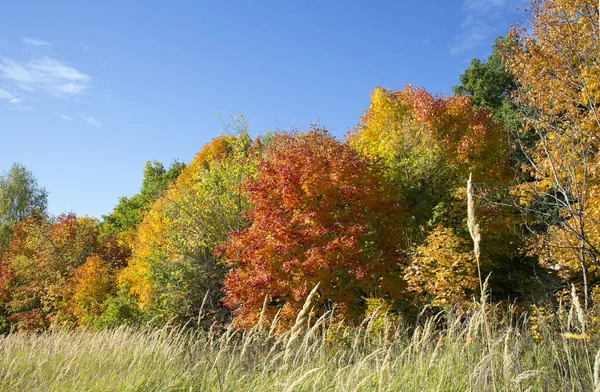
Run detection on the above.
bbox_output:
[71,254,113,326]
[219,129,408,329]
[348,86,509,239]
[0,213,100,330]
[347,85,528,308]
[0,260,14,332]
[505,0,600,307]
[0,164,50,330]
[0,163,48,254]
[119,120,258,325]
[404,224,477,312]
[452,36,559,304]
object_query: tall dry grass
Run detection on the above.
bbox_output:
[0,296,599,391]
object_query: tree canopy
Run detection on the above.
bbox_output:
[0,163,48,255]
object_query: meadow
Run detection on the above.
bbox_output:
[1,288,598,392]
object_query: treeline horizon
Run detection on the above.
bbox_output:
[1,0,599,334]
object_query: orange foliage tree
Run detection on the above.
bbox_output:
[0,213,100,329]
[349,86,508,221]
[71,254,113,325]
[0,212,130,330]
[0,260,14,332]
[219,129,408,329]
[348,85,528,308]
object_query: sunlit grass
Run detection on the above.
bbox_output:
[1,298,598,392]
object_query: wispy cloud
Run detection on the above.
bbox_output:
[60,114,74,121]
[463,0,507,11]
[449,0,523,55]
[0,88,29,109]
[0,88,13,100]
[450,16,492,55]
[0,56,92,97]
[22,37,51,47]
[82,116,101,128]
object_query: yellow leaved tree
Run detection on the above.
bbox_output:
[118,118,259,324]
[505,0,600,307]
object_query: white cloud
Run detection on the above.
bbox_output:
[82,116,101,128]
[0,88,27,108]
[22,37,51,47]
[0,88,13,100]
[5,98,30,110]
[449,0,523,55]
[0,56,92,97]
[60,114,74,121]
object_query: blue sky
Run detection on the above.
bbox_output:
[0,0,526,219]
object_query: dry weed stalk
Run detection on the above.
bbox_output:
[286,283,320,352]
[467,173,483,294]
[467,173,498,392]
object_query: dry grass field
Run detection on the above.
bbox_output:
[1,290,598,392]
